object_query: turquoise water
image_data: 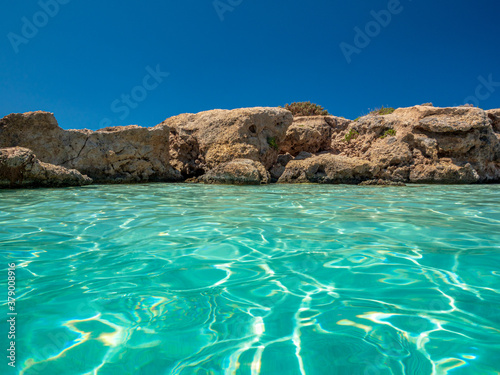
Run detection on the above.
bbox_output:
[1,184,500,375]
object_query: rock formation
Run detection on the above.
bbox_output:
[279,115,350,156]
[359,179,406,186]
[0,111,179,183]
[487,109,500,133]
[275,105,500,184]
[1,104,499,187]
[278,153,375,184]
[158,107,293,178]
[0,147,92,188]
[200,158,270,185]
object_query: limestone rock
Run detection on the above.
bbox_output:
[329,106,500,183]
[0,147,92,188]
[365,137,413,168]
[413,107,489,133]
[278,153,375,184]
[487,109,500,133]
[3,105,499,186]
[200,159,270,185]
[158,107,293,178]
[280,116,350,156]
[269,164,286,182]
[269,153,294,182]
[359,179,406,186]
[410,162,479,184]
[0,111,180,183]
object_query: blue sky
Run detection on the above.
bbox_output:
[1,0,499,130]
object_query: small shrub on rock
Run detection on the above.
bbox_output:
[344,129,359,143]
[369,106,395,115]
[267,137,279,151]
[281,102,331,116]
[380,129,396,139]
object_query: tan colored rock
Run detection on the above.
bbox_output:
[328,105,500,183]
[2,105,499,186]
[487,109,500,133]
[278,153,375,184]
[359,179,406,186]
[410,162,479,184]
[411,106,489,132]
[0,147,92,188]
[0,111,179,183]
[280,116,350,156]
[365,137,413,168]
[158,107,293,177]
[200,159,270,185]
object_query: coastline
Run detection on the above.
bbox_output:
[1,104,499,189]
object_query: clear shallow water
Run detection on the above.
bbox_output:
[1,184,500,375]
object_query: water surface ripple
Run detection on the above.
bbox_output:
[1,184,500,374]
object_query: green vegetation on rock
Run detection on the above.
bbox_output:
[380,129,396,139]
[267,136,279,151]
[369,106,395,116]
[344,129,359,143]
[281,102,330,116]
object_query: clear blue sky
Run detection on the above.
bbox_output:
[1,0,499,130]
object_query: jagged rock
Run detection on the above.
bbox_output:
[414,108,489,133]
[364,137,413,168]
[0,111,180,183]
[410,162,479,184]
[280,116,350,156]
[200,159,270,185]
[295,151,314,160]
[277,153,294,166]
[159,107,293,178]
[487,109,500,133]
[278,153,375,184]
[269,164,286,182]
[331,106,500,183]
[184,177,201,183]
[359,179,406,186]
[0,147,92,188]
[269,153,294,181]
[2,105,499,187]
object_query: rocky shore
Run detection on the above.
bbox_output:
[1,105,499,188]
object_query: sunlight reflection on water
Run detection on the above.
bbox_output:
[1,184,499,374]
